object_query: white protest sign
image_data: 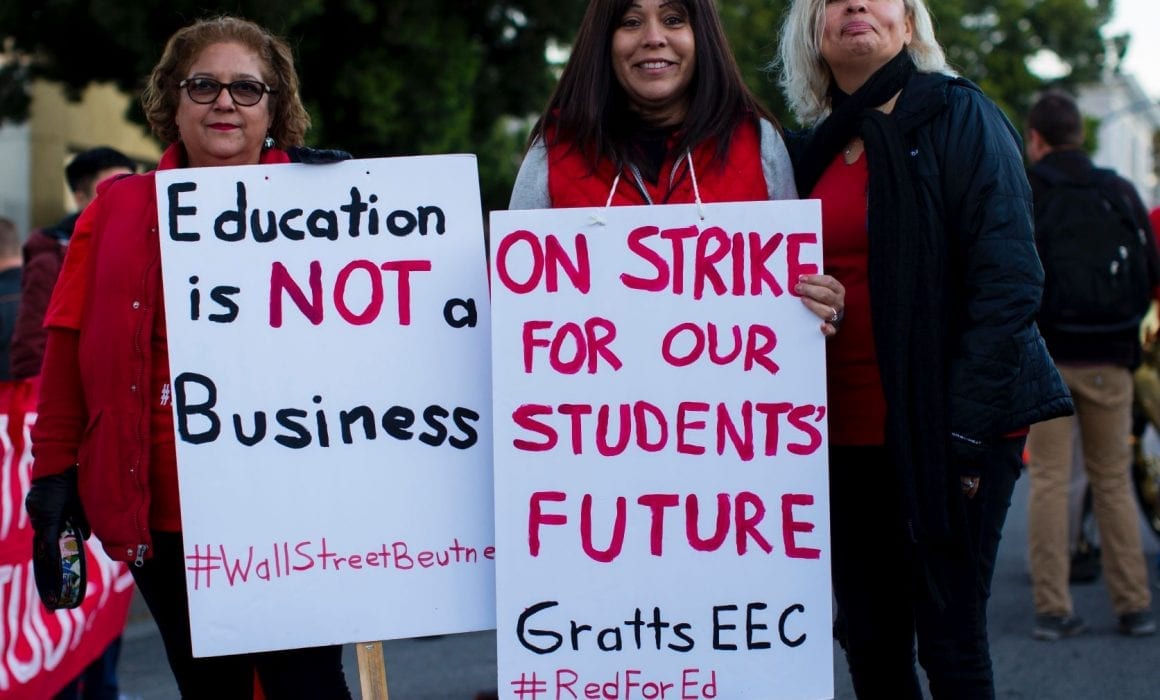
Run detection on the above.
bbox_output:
[490,200,833,699]
[156,155,494,657]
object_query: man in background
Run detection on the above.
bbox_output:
[11,147,135,380]
[14,147,135,700]
[1025,90,1158,642]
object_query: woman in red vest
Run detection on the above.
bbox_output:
[509,0,846,333]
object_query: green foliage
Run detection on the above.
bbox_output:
[718,0,1117,129]
[718,0,791,124]
[0,0,1119,205]
[1083,115,1101,156]
[0,0,583,210]
[931,0,1116,120]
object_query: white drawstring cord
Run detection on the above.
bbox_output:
[605,171,621,208]
[686,151,705,220]
[589,171,622,227]
[591,157,702,223]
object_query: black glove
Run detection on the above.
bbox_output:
[26,467,90,538]
[26,468,90,609]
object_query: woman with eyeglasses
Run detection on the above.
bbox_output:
[24,16,353,697]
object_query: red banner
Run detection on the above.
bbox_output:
[0,379,134,699]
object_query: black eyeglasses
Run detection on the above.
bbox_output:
[178,77,274,106]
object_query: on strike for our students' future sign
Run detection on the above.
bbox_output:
[490,200,833,700]
[155,156,494,658]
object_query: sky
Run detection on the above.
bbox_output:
[1108,0,1159,98]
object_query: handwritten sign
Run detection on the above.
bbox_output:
[156,155,494,657]
[490,201,833,699]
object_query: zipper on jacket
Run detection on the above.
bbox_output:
[134,544,148,567]
[627,164,654,205]
[667,151,689,194]
[628,150,692,205]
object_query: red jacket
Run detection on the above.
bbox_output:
[32,144,291,563]
[547,118,770,207]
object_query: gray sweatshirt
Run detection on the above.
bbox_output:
[508,118,798,210]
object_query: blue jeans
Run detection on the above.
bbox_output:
[829,439,1023,700]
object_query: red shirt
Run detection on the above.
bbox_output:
[811,151,887,445]
[546,118,769,207]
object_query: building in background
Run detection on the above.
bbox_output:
[1078,73,1160,207]
[0,81,160,236]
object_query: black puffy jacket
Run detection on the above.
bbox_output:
[792,72,1073,465]
[901,73,1072,457]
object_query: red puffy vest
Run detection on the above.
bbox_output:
[546,118,769,208]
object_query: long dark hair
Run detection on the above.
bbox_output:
[528,0,775,171]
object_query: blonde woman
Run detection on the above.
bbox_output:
[777,1,1072,697]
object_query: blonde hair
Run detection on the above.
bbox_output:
[142,16,310,148]
[777,0,953,125]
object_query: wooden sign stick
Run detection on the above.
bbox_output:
[356,641,390,699]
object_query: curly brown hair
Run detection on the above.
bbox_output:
[142,16,310,148]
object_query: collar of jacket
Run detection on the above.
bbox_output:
[890,72,981,134]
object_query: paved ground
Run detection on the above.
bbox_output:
[116,473,1160,699]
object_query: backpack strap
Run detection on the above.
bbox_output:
[1090,168,1146,235]
[1031,162,1142,233]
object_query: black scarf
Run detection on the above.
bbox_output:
[802,52,955,557]
[795,50,915,195]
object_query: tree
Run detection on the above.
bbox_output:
[718,0,1121,128]
[0,0,583,210]
[717,0,792,123]
[930,0,1118,119]
[0,0,1123,203]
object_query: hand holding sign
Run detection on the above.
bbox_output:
[156,154,495,658]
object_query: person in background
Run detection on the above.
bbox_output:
[0,218,22,380]
[1024,89,1157,641]
[509,0,846,335]
[24,15,353,698]
[15,148,136,700]
[11,147,136,384]
[777,0,1072,697]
